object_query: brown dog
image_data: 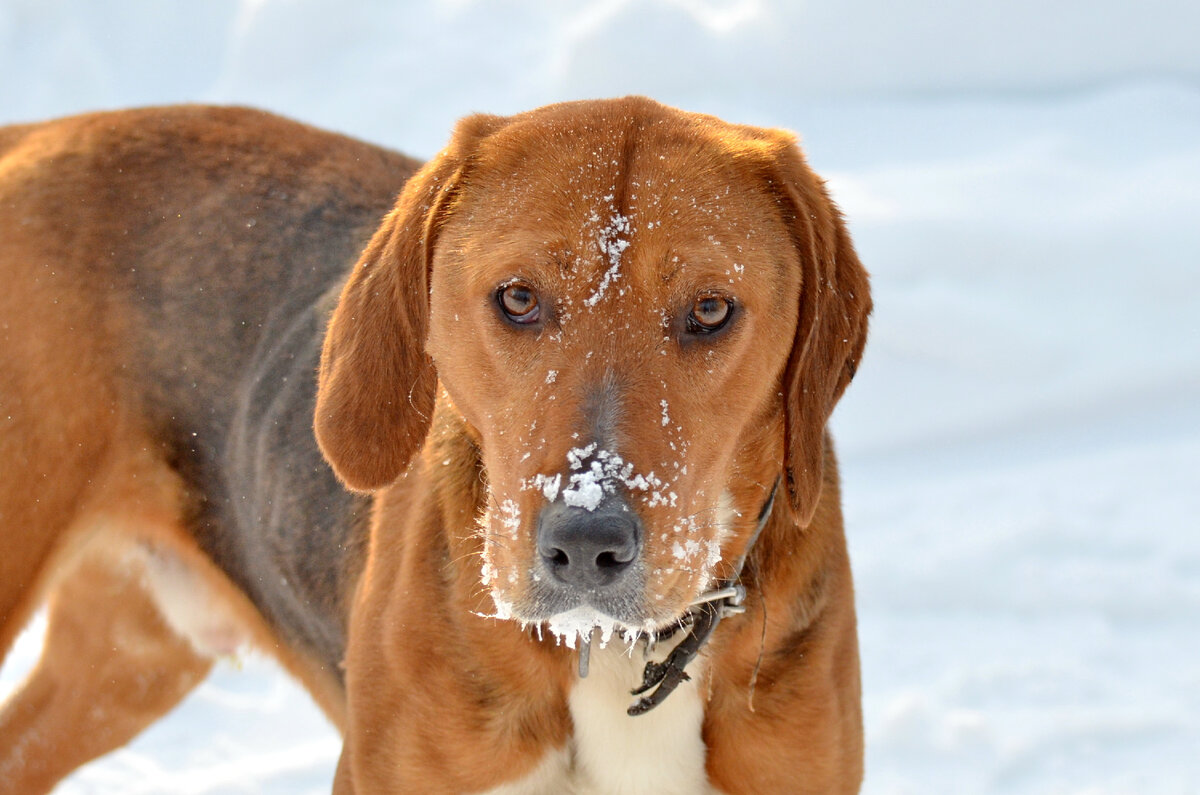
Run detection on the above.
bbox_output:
[0,97,870,793]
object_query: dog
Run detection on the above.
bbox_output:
[0,97,870,794]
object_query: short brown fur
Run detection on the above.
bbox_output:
[1,98,869,793]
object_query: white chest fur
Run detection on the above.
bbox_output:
[480,642,719,795]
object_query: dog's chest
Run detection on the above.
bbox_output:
[481,644,720,795]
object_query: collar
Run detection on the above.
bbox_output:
[573,477,781,716]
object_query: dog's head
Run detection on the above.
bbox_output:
[316,98,869,643]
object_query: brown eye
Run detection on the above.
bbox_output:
[498,282,540,324]
[687,295,733,333]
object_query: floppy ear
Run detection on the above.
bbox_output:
[772,141,872,526]
[315,114,505,491]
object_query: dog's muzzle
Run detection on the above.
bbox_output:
[527,478,779,717]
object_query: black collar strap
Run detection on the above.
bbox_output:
[622,476,781,716]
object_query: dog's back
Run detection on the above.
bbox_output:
[0,107,415,789]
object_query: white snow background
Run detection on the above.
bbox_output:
[2,1,1199,792]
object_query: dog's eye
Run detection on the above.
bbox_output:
[687,295,733,333]
[497,282,540,324]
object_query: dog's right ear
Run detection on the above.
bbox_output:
[315,114,505,492]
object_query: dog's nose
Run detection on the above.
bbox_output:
[537,497,640,590]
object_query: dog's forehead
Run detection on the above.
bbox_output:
[450,108,794,292]
[468,109,780,224]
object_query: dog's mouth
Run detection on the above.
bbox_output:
[477,471,778,630]
[490,534,725,648]
[479,562,724,651]
[483,582,664,646]
[490,581,754,716]
[539,583,750,649]
[477,478,779,714]
[479,452,736,640]
[543,605,647,650]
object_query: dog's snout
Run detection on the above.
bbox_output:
[537,498,641,590]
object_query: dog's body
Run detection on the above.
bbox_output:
[0,99,869,793]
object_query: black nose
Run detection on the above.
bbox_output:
[537,497,641,590]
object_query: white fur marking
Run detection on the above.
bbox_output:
[569,643,716,794]
[140,549,249,659]
[475,643,722,794]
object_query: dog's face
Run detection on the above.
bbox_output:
[315,98,870,643]
[425,122,801,636]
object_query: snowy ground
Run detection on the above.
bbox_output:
[3,2,1199,793]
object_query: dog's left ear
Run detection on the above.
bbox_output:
[769,139,872,526]
[315,114,506,491]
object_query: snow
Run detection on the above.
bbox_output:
[561,448,618,511]
[546,607,622,651]
[547,446,676,513]
[672,538,701,561]
[583,208,633,307]
[497,499,521,540]
[561,468,607,511]
[531,472,562,503]
[2,2,1199,793]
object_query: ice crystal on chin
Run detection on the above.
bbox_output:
[543,606,652,652]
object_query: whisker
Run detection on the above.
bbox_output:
[467,530,514,555]
[449,547,491,568]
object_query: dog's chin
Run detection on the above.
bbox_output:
[540,605,646,649]
[489,588,694,650]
